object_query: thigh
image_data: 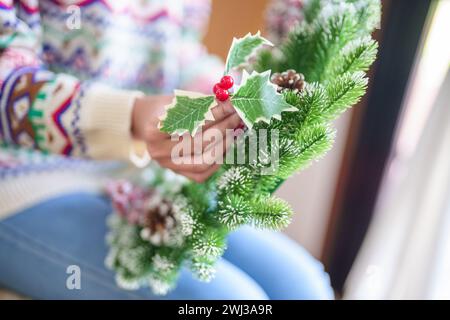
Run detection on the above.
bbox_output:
[168,260,267,300]
[223,226,335,300]
[0,193,267,300]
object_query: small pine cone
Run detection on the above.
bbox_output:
[140,195,177,246]
[271,69,305,93]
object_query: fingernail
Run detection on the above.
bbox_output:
[234,120,244,130]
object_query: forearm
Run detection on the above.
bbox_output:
[0,5,143,160]
[0,61,143,160]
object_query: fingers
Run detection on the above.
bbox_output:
[203,99,236,129]
[174,164,221,183]
[149,113,242,158]
[212,99,236,121]
[197,113,242,154]
[145,98,241,183]
[145,125,168,143]
[151,130,235,183]
[145,95,236,145]
[202,122,239,157]
[156,156,211,174]
[205,113,241,139]
[157,157,221,183]
[154,144,226,173]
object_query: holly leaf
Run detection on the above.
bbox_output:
[225,31,273,75]
[231,70,297,129]
[159,91,217,136]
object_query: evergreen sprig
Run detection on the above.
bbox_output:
[106,0,381,295]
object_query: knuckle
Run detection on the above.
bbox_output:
[223,101,235,115]
[228,115,240,127]
[201,141,212,153]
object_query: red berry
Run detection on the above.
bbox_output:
[213,83,222,94]
[219,75,234,90]
[215,88,229,101]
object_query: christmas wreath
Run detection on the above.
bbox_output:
[105,0,381,295]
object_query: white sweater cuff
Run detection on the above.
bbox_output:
[79,84,144,160]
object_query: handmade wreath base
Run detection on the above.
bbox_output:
[106,0,381,295]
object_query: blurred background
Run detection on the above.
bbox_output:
[204,0,450,299]
[0,0,447,300]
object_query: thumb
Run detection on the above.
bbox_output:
[210,99,236,123]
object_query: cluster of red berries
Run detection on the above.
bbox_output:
[213,75,234,102]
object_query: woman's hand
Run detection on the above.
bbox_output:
[131,95,242,182]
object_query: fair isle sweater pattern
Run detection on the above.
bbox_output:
[0,0,223,217]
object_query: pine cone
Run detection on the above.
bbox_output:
[140,194,177,246]
[271,69,305,93]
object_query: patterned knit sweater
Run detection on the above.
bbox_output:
[0,0,223,218]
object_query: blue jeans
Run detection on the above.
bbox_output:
[0,193,334,300]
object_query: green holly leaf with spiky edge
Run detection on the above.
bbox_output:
[159,91,217,136]
[225,31,273,75]
[231,70,297,129]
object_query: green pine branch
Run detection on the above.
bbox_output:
[249,195,293,230]
[303,0,324,24]
[281,10,359,83]
[107,0,382,295]
[321,71,368,121]
[331,36,378,76]
[277,124,335,179]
